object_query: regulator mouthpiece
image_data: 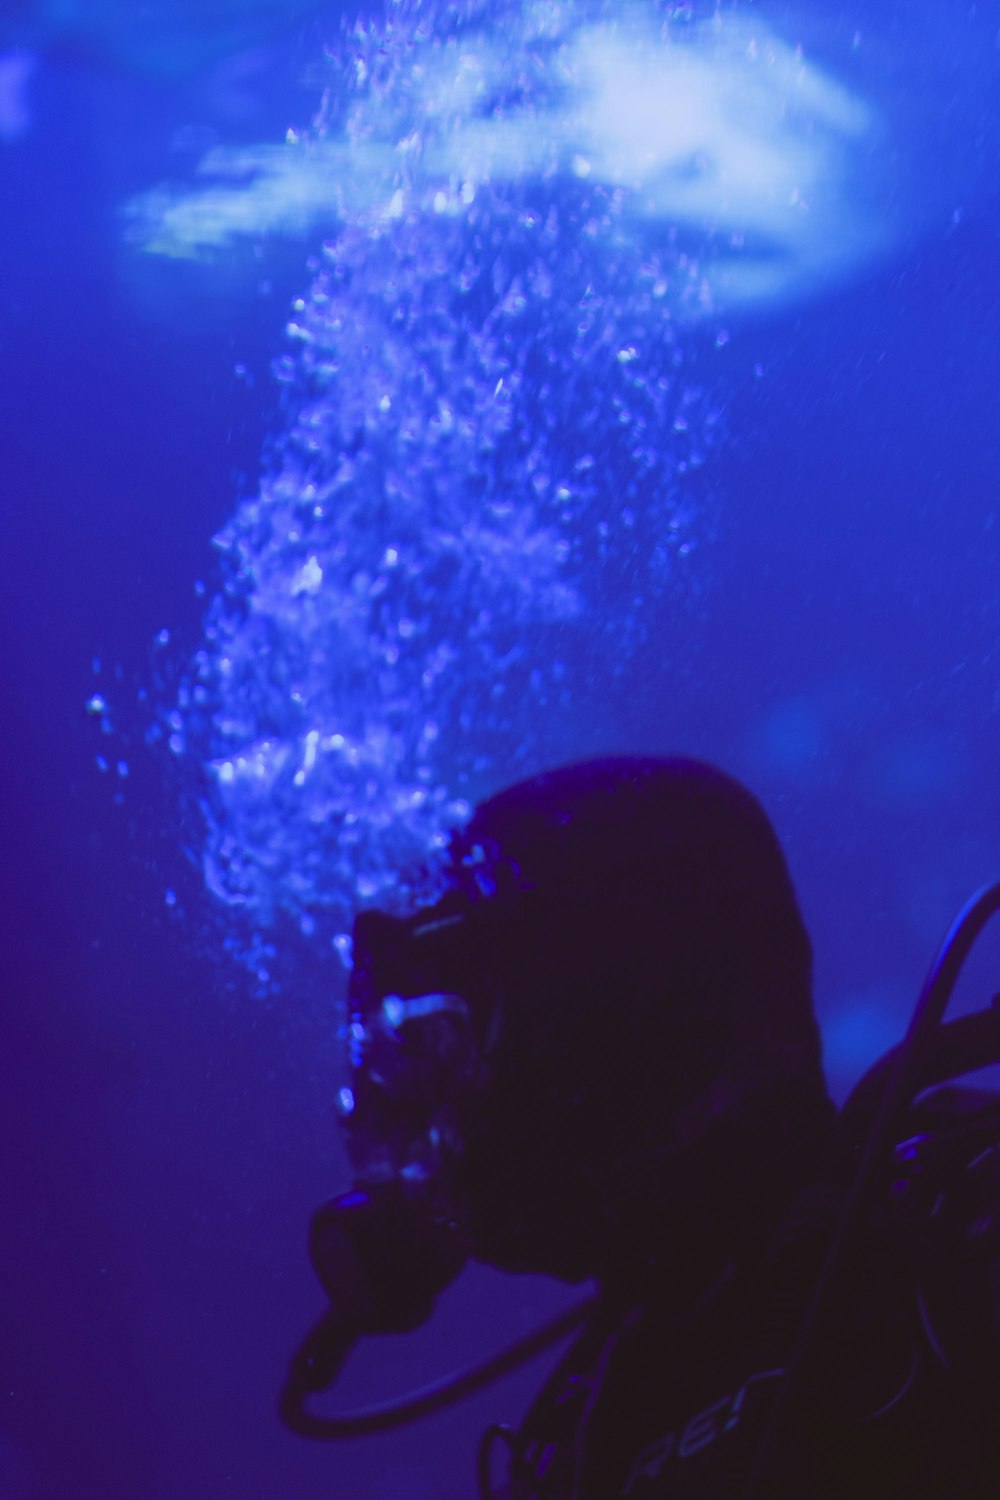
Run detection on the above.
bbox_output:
[309,1183,469,1337]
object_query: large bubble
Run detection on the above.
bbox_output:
[158,0,877,951]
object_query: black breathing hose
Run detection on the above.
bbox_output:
[280,1295,595,1438]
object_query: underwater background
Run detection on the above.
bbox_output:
[2,0,998,1495]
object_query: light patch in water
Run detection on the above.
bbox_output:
[128,2,883,313]
[0,49,34,142]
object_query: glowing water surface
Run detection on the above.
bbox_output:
[152,0,889,958]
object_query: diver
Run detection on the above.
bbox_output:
[281,756,1000,1498]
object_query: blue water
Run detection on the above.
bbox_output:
[2,2,999,1496]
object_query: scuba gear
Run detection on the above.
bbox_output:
[279,1179,488,1439]
[282,1266,594,1441]
[336,901,501,1202]
[281,880,599,1441]
[280,894,503,1439]
[739,876,1000,1500]
[278,755,1000,1499]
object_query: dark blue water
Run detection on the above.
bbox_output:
[2,3,999,1496]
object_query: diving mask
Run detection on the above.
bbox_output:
[336,900,499,1198]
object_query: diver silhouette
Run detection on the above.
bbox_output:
[281,756,1000,1498]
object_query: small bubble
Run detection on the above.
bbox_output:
[292,556,323,594]
[165,888,177,907]
[117,760,129,778]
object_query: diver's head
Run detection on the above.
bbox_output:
[339,756,832,1290]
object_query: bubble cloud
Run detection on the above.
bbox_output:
[158,0,882,950]
[132,3,882,309]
